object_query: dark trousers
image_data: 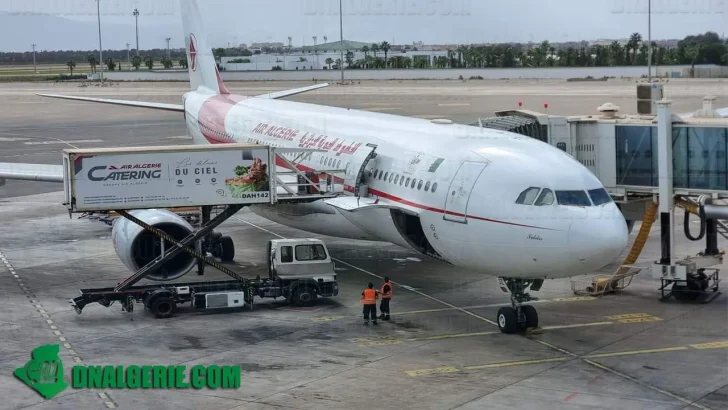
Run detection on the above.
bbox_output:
[363,304,377,321]
[380,299,390,317]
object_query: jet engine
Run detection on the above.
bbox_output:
[111,209,197,281]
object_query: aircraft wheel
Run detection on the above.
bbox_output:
[521,305,539,328]
[497,307,520,334]
[219,236,235,262]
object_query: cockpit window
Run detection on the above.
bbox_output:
[555,190,592,206]
[534,189,554,206]
[588,188,612,205]
[515,187,541,205]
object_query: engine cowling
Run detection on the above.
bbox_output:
[111,209,197,281]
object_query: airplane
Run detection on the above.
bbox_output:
[0,0,647,334]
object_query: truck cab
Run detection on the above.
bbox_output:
[266,238,338,306]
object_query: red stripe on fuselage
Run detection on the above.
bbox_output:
[198,94,246,144]
[199,103,552,231]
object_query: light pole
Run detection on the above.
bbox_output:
[126,42,130,70]
[31,43,37,74]
[313,36,317,68]
[339,0,344,81]
[133,8,140,56]
[647,0,652,81]
[96,0,104,84]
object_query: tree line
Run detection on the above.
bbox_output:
[4,31,726,73]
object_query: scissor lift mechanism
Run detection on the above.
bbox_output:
[69,147,369,318]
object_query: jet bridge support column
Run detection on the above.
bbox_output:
[656,99,674,267]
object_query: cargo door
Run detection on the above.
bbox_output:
[339,144,377,196]
[443,161,489,223]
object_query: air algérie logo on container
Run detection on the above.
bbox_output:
[15,344,241,400]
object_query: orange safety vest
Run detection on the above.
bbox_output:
[380,282,392,299]
[361,288,377,305]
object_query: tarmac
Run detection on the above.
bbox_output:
[0,79,726,410]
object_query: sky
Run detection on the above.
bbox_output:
[0,0,725,52]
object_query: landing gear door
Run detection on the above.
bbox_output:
[342,144,377,196]
[443,160,489,223]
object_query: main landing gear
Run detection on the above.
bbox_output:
[496,278,543,334]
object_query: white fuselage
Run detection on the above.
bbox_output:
[181,89,628,279]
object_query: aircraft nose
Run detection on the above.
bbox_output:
[568,205,629,270]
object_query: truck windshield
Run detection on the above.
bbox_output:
[295,244,327,261]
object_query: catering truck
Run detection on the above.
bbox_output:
[61,144,343,318]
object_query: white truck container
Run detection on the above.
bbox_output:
[62,144,275,212]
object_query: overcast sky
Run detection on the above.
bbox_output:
[0,0,725,51]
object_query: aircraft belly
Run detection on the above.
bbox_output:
[336,207,415,249]
[248,201,375,240]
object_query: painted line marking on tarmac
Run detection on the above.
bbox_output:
[393,296,594,316]
[605,313,662,323]
[408,321,614,342]
[350,336,403,347]
[0,248,118,409]
[405,366,460,377]
[464,356,570,370]
[406,342,728,376]
[24,139,103,145]
[230,217,711,410]
[584,346,688,358]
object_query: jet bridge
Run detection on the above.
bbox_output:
[472,93,728,303]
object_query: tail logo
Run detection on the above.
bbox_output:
[189,33,198,72]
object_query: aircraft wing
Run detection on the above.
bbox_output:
[254,83,328,99]
[35,93,184,112]
[0,163,63,184]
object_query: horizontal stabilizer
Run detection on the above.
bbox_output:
[36,93,184,112]
[254,83,328,100]
[0,163,63,184]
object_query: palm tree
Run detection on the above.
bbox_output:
[380,41,390,67]
[685,43,701,76]
[370,43,379,59]
[325,57,333,69]
[87,54,97,73]
[66,60,76,75]
[628,32,642,65]
[144,56,154,70]
[362,45,369,61]
[179,57,188,68]
[609,41,622,66]
[345,51,354,68]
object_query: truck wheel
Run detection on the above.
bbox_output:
[219,236,235,262]
[292,286,317,307]
[150,296,176,318]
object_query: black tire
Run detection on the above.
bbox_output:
[219,236,235,262]
[521,305,539,329]
[497,307,520,334]
[150,296,176,319]
[292,286,317,307]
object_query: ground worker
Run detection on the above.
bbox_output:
[379,276,392,321]
[361,282,378,325]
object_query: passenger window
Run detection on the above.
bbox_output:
[535,189,554,206]
[405,177,411,186]
[417,180,423,190]
[588,188,612,205]
[431,182,438,193]
[383,172,388,180]
[515,187,541,205]
[424,181,430,191]
[411,179,417,188]
[336,160,341,168]
[373,170,379,179]
[389,173,394,183]
[555,190,592,206]
[280,246,293,263]
[295,244,327,261]
[394,175,399,184]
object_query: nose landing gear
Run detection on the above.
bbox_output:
[496,278,542,334]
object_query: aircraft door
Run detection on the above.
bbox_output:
[443,161,489,223]
[340,144,377,196]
